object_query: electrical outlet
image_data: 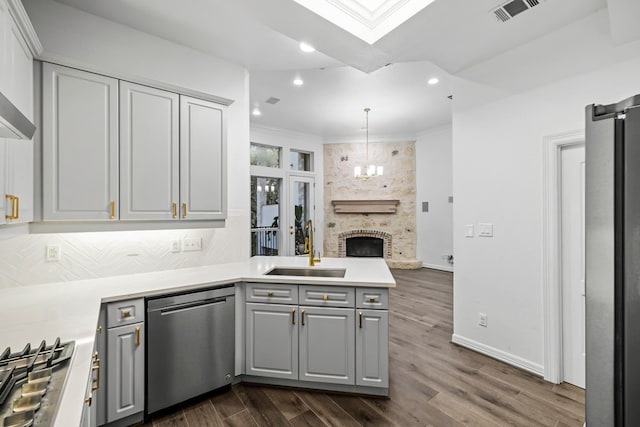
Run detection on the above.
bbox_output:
[171,240,181,253]
[479,313,488,327]
[46,244,61,262]
[183,237,202,252]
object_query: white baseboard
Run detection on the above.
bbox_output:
[451,334,544,376]
[422,263,454,272]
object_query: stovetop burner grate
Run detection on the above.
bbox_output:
[0,339,74,427]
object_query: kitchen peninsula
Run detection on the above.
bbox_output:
[0,257,394,426]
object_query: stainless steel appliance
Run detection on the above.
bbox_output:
[0,339,75,427]
[586,94,640,426]
[146,285,235,414]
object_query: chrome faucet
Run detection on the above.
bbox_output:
[304,219,321,266]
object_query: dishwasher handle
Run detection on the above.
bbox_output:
[159,296,228,315]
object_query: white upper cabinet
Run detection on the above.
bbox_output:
[120,82,179,220]
[42,63,119,221]
[180,96,226,221]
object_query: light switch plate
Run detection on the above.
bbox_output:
[422,201,429,212]
[184,237,202,252]
[478,223,493,237]
[465,224,474,238]
[46,244,61,262]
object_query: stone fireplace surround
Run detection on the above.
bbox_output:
[338,230,392,258]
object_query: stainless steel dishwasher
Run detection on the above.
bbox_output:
[146,285,235,414]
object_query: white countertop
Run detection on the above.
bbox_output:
[0,256,395,426]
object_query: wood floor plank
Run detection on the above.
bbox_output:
[212,386,246,419]
[183,398,223,427]
[222,409,259,427]
[153,411,189,427]
[330,394,396,426]
[233,384,293,426]
[263,387,311,420]
[294,391,361,427]
[289,409,329,427]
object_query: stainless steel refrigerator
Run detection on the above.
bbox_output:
[586,94,640,426]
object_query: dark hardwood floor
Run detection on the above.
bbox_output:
[143,268,585,427]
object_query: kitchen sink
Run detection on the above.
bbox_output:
[264,267,346,278]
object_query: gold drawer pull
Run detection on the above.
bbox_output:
[110,201,116,219]
[323,294,329,301]
[85,395,92,406]
[135,326,141,347]
[121,309,132,318]
[5,194,17,220]
[267,291,274,297]
[301,309,305,326]
[359,312,363,328]
[292,308,296,325]
[172,202,177,218]
[91,355,100,391]
[182,202,187,218]
[368,296,377,303]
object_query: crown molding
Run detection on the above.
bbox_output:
[6,0,43,57]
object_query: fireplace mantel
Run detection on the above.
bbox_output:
[331,200,399,214]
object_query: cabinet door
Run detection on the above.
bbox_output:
[95,307,107,426]
[299,306,355,385]
[42,63,118,220]
[179,96,226,220]
[245,303,298,380]
[107,322,144,422]
[4,139,33,223]
[120,82,179,220]
[356,309,388,388]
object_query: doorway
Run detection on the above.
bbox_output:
[560,144,586,388]
[287,175,315,256]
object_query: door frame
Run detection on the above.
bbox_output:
[542,129,585,384]
[286,173,315,256]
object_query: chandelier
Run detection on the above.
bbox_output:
[354,108,383,178]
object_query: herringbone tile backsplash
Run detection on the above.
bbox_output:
[0,212,249,288]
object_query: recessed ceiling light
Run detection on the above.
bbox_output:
[299,42,315,53]
[252,108,261,116]
[293,78,304,86]
[428,77,439,85]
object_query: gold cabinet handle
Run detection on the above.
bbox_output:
[91,355,100,391]
[267,291,274,297]
[135,326,141,347]
[5,195,17,220]
[323,294,329,301]
[172,202,177,218]
[359,312,363,329]
[182,202,187,218]
[292,308,296,325]
[14,196,19,219]
[368,296,377,303]
[96,325,102,334]
[85,394,92,406]
[301,309,305,326]
[121,309,131,318]
[110,201,116,219]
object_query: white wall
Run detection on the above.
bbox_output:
[0,0,250,287]
[452,56,640,373]
[250,125,324,254]
[416,125,453,271]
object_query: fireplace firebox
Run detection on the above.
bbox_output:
[346,237,383,257]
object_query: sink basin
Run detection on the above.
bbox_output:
[264,267,346,278]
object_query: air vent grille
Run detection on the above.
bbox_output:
[265,97,280,104]
[492,0,543,23]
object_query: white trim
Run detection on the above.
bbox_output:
[452,334,544,376]
[422,263,453,272]
[542,129,585,384]
[6,0,43,56]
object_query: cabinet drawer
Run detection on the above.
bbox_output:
[356,288,389,309]
[299,286,355,308]
[107,298,144,328]
[246,283,298,304]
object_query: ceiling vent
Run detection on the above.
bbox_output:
[265,97,280,104]
[493,0,541,23]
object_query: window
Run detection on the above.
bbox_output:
[290,150,312,171]
[251,176,281,256]
[250,143,281,168]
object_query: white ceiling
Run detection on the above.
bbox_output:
[51,0,640,139]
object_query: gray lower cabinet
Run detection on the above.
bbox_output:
[356,309,389,388]
[106,322,145,422]
[245,302,298,380]
[299,306,355,385]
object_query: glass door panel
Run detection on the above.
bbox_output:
[251,176,281,256]
[288,175,315,256]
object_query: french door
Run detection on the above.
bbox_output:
[287,175,315,256]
